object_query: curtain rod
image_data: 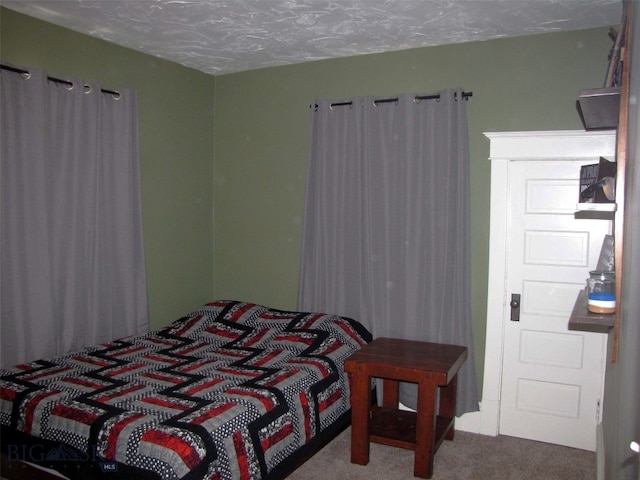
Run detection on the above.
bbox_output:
[1,63,120,97]
[312,91,472,110]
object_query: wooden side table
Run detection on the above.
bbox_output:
[344,337,467,479]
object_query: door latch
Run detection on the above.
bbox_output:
[510,294,521,321]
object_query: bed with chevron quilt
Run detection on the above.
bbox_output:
[0,300,372,480]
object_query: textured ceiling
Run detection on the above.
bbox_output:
[3,0,623,75]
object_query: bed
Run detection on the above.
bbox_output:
[0,300,372,480]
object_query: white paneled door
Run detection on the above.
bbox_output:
[498,158,609,451]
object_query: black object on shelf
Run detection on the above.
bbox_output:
[579,157,616,203]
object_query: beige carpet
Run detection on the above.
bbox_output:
[287,427,596,480]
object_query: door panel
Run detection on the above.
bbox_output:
[524,230,590,266]
[519,329,585,368]
[516,378,581,417]
[499,159,609,451]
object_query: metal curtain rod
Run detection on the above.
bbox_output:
[374,91,473,105]
[312,91,472,110]
[1,63,120,97]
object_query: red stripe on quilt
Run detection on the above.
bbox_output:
[241,328,269,347]
[105,413,146,459]
[218,367,261,379]
[96,384,146,402]
[141,429,201,469]
[71,355,112,367]
[141,372,184,384]
[142,354,181,365]
[14,364,34,371]
[319,388,342,412]
[260,422,294,452]
[145,337,176,347]
[110,345,146,357]
[232,430,251,480]
[51,403,99,425]
[299,391,312,442]
[179,359,218,374]
[176,342,210,355]
[205,301,227,307]
[205,325,241,339]
[183,378,224,396]
[24,390,61,434]
[171,314,204,337]
[61,376,104,390]
[251,349,283,367]
[106,363,145,377]
[272,334,313,346]
[226,388,276,412]
[259,312,295,320]
[140,396,189,411]
[191,403,235,426]
[299,314,323,330]
[264,369,301,387]
[227,303,255,323]
[213,349,246,358]
[0,386,17,401]
[320,339,343,356]
[291,358,329,377]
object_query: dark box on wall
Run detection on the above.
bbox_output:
[579,157,616,203]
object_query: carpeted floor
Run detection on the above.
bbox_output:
[287,427,596,480]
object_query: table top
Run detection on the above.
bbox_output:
[344,337,467,382]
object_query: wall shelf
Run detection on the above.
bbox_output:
[577,86,621,130]
[576,202,617,212]
[569,289,615,333]
[575,202,617,219]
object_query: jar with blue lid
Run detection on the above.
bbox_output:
[587,271,616,314]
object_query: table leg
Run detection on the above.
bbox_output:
[382,378,399,408]
[439,375,457,441]
[350,368,371,465]
[414,379,436,478]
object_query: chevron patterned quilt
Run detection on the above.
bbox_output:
[0,300,372,480]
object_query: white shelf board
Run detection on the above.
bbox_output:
[576,202,617,212]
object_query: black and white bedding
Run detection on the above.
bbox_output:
[0,300,372,480]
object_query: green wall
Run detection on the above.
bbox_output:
[1,6,613,390]
[213,29,613,388]
[0,8,216,330]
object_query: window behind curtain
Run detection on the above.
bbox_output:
[298,90,479,415]
[1,67,148,367]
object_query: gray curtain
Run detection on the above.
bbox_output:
[298,89,478,414]
[1,68,149,367]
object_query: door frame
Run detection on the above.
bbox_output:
[455,130,617,436]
